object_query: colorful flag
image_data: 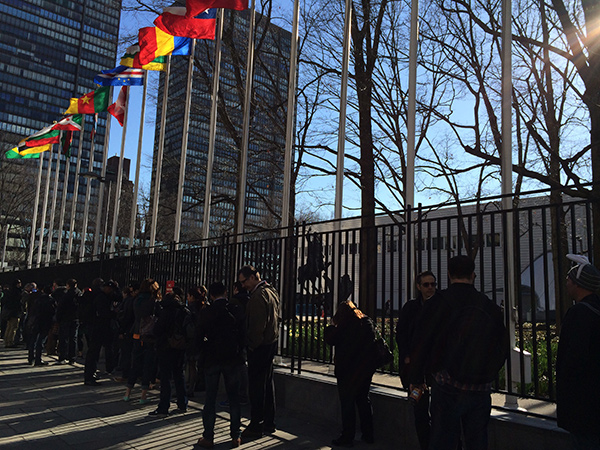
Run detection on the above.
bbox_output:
[5,147,41,159]
[61,131,74,157]
[65,87,110,114]
[154,7,216,40]
[138,27,192,66]
[22,129,61,147]
[108,86,128,126]
[52,114,83,131]
[94,66,145,86]
[186,0,247,17]
[120,44,167,71]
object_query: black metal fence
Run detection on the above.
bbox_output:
[1,194,595,403]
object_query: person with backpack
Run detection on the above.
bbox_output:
[196,282,246,449]
[408,255,508,450]
[148,291,190,417]
[557,255,600,449]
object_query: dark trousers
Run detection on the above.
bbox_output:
[336,373,374,441]
[157,349,187,413]
[127,340,156,390]
[429,381,491,450]
[28,327,49,363]
[413,388,431,450]
[246,342,276,430]
[84,325,114,381]
[203,362,242,440]
[58,320,78,361]
[119,335,134,379]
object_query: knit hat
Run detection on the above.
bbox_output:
[567,254,600,292]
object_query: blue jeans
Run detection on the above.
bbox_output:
[157,349,187,414]
[202,363,242,441]
[572,433,600,450]
[429,381,491,450]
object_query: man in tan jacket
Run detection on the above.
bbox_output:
[237,265,280,441]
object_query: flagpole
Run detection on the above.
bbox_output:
[93,112,111,257]
[55,140,72,261]
[235,0,256,238]
[44,141,62,264]
[174,39,196,247]
[201,11,224,241]
[66,127,86,261]
[129,74,148,250]
[110,87,131,255]
[281,0,300,231]
[150,55,172,252]
[27,154,44,269]
[79,114,99,260]
[36,146,54,266]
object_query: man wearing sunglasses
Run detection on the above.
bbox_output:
[395,271,438,450]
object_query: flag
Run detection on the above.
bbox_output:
[108,86,128,126]
[52,114,83,131]
[91,113,98,140]
[94,66,145,86]
[154,7,216,40]
[65,87,110,114]
[186,0,247,17]
[120,44,167,71]
[138,27,192,66]
[22,129,61,147]
[61,131,74,157]
[5,147,41,159]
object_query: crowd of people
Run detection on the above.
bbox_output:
[1,254,598,449]
[0,264,280,449]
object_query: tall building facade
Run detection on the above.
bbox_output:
[152,10,291,243]
[0,0,122,266]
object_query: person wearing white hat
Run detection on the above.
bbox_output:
[556,254,600,449]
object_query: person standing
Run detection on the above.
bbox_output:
[325,300,377,447]
[237,265,280,441]
[196,282,246,449]
[3,279,23,347]
[56,279,80,364]
[557,254,600,449]
[408,255,508,450]
[395,271,438,450]
[27,285,56,366]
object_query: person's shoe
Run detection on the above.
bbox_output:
[264,425,276,434]
[138,398,151,405]
[27,358,34,365]
[56,359,67,365]
[231,438,241,448]
[147,409,168,418]
[68,359,76,365]
[170,407,186,415]
[241,426,263,441]
[34,361,49,366]
[122,396,130,402]
[196,437,214,448]
[84,379,100,386]
[332,436,354,447]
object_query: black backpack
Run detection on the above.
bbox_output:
[444,296,508,384]
[207,303,242,362]
[168,305,194,349]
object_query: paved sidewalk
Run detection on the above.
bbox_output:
[0,346,374,450]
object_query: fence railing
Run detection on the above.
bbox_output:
[1,194,594,404]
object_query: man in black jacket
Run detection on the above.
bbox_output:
[56,279,80,364]
[557,255,600,449]
[395,271,438,450]
[408,256,508,450]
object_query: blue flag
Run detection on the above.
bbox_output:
[94,66,145,86]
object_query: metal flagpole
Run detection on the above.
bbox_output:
[55,141,72,261]
[79,115,99,260]
[280,0,300,231]
[66,127,86,261]
[235,0,256,237]
[150,56,172,252]
[174,39,197,246]
[129,73,148,250]
[405,0,419,300]
[501,0,518,409]
[93,111,112,257]
[331,0,352,316]
[37,146,54,266]
[110,87,131,254]
[45,143,62,264]
[201,11,224,241]
[27,153,44,268]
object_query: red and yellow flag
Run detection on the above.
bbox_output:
[65,87,110,114]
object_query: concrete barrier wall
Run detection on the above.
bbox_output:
[274,369,570,450]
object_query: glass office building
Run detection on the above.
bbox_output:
[151,10,291,243]
[0,0,121,265]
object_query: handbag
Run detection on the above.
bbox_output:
[373,329,394,368]
[139,315,157,340]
